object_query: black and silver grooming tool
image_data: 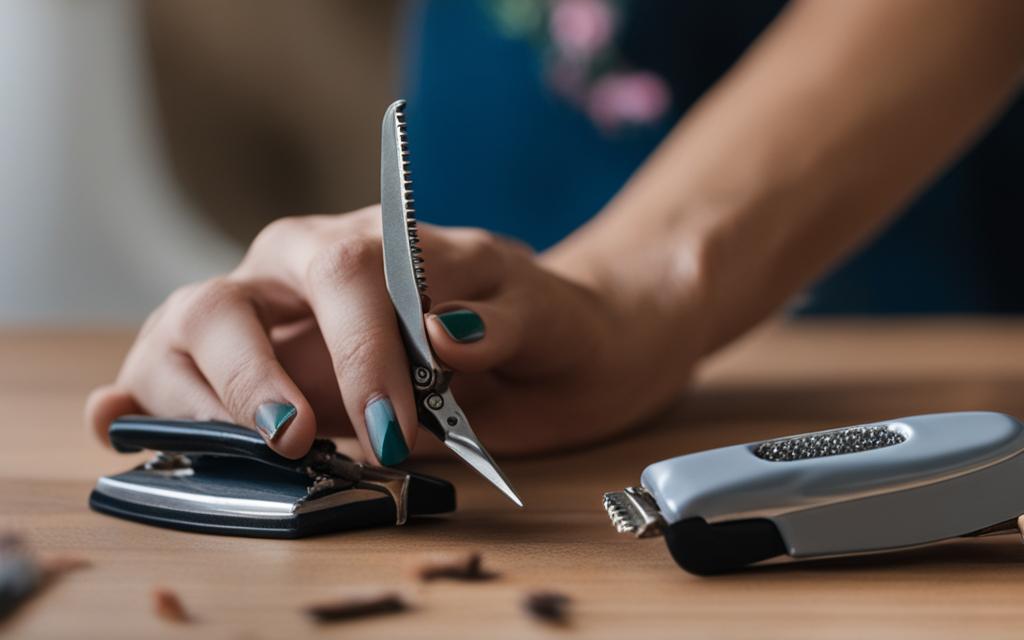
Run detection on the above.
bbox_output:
[89,417,455,538]
[380,99,523,507]
[604,412,1024,574]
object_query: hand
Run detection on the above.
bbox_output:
[85,206,696,462]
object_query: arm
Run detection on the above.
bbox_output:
[548,0,1024,361]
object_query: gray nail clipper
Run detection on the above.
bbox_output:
[604,412,1024,573]
[380,99,523,507]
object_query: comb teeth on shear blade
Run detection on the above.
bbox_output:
[604,412,1024,574]
[381,100,434,371]
[392,104,427,294]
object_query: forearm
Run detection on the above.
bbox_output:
[547,0,1024,363]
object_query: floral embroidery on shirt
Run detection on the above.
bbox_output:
[483,0,672,133]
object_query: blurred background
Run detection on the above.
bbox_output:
[1,0,1021,326]
[0,0,398,325]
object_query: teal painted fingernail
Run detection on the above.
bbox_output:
[436,309,485,343]
[365,397,409,466]
[254,402,296,441]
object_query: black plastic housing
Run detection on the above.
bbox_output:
[663,517,788,575]
[89,417,456,538]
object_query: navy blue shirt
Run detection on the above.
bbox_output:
[403,1,1024,313]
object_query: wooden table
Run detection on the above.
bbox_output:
[5,319,1024,639]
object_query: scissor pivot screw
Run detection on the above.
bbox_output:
[413,367,432,388]
[426,394,444,410]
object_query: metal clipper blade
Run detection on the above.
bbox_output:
[603,486,665,538]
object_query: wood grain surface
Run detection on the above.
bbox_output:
[4,319,1024,639]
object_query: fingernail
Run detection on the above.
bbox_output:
[254,402,297,441]
[364,396,409,466]
[435,309,485,343]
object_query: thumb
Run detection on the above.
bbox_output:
[425,302,524,374]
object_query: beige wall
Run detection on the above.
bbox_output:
[0,0,242,326]
[143,0,399,244]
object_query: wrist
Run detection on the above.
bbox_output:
[541,201,714,382]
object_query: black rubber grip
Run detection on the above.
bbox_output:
[663,517,788,575]
[109,416,301,471]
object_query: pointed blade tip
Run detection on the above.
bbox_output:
[443,437,525,507]
[497,482,525,508]
[487,471,524,507]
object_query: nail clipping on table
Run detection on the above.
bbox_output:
[523,590,572,626]
[0,532,91,622]
[304,589,409,624]
[152,587,191,623]
[410,550,497,582]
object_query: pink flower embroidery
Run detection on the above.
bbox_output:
[586,71,671,130]
[549,0,616,61]
[483,0,673,133]
[548,59,588,99]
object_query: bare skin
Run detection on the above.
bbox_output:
[86,0,1024,463]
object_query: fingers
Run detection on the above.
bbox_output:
[427,273,603,378]
[413,226,511,302]
[304,243,419,466]
[166,280,317,459]
[247,212,511,303]
[125,350,232,421]
[86,351,231,445]
[271,319,350,436]
[426,302,522,373]
[84,385,141,445]
[244,212,503,465]
[86,210,546,466]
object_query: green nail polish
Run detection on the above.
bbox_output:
[436,309,485,343]
[365,397,409,466]
[254,402,296,441]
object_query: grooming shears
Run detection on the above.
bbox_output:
[380,99,523,507]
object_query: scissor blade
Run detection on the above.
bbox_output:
[380,99,434,370]
[427,389,524,507]
[381,100,522,506]
[445,437,524,507]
